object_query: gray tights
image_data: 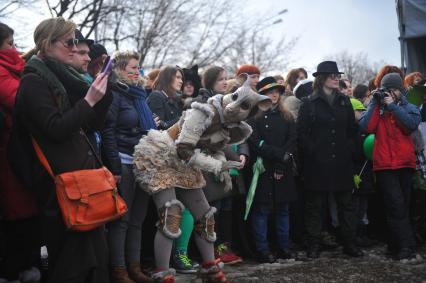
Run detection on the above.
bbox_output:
[153,188,215,270]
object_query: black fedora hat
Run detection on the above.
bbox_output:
[89,43,108,61]
[75,29,94,47]
[256,76,286,95]
[312,61,344,77]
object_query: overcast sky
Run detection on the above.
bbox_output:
[9,0,401,75]
[245,0,401,73]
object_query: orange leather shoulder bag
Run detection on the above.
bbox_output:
[32,131,127,231]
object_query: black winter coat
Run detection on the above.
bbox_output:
[16,71,111,282]
[297,91,357,192]
[247,107,297,205]
[147,90,181,129]
[101,87,146,175]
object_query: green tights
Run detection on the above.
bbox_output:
[175,208,194,252]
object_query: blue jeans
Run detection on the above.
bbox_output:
[251,204,290,252]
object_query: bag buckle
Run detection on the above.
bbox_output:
[80,193,89,205]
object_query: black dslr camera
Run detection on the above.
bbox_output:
[373,87,389,104]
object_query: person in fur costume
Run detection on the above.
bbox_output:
[133,75,271,282]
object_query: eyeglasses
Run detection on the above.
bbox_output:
[55,38,79,49]
[328,73,342,80]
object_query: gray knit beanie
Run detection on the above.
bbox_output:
[381,73,404,91]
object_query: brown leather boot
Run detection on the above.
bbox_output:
[127,263,153,283]
[110,266,136,283]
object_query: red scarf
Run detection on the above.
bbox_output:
[0,48,25,76]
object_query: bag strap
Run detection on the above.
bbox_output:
[31,138,55,178]
[79,128,103,167]
[32,129,103,179]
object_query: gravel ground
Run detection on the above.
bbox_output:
[175,245,426,282]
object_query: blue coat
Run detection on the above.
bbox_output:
[101,87,147,175]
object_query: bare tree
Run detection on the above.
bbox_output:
[94,0,299,72]
[0,0,36,19]
[45,0,120,38]
[221,31,298,75]
[11,0,298,73]
[327,50,380,86]
[183,0,242,68]
[96,0,194,68]
[183,3,298,73]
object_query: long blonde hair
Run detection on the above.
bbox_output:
[255,94,294,122]
[33,17,76,54]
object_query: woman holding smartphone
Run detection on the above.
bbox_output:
[101,51,157,283]
[15,17,112,282]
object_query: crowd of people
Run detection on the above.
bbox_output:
[1,17,426,283]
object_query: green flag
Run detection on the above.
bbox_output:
[407,85,426,107]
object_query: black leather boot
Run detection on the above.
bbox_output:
[343,244,364,257]
[256,250,276,263]
[306,244,320,259]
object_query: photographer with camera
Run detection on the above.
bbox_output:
[360,72,421,260]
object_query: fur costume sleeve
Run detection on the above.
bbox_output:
[175,102,241,176]
[176,102,215,146]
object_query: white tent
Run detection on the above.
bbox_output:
[396,0,426,74]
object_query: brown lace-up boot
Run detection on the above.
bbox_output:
[110,266,135,283]
[127,263,153,283]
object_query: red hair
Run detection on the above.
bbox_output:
[236,64,260,76]
[404,72,423,87]
[374,65,404,89]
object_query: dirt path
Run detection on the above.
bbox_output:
[175,245,426,282]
